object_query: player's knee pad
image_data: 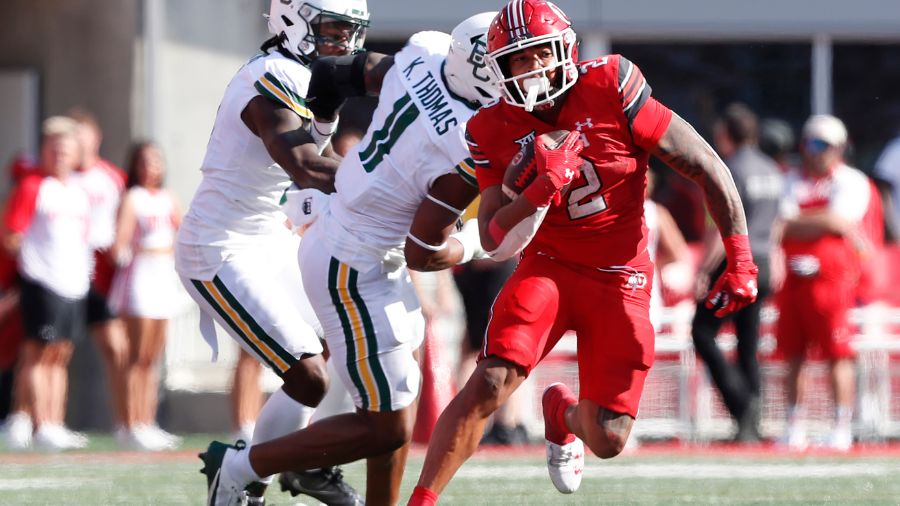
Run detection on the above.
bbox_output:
[503,277,558,324]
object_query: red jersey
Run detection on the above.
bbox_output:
[779,163,870,285]
[467,55,672,270]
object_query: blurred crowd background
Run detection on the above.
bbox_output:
[1,0,900,452]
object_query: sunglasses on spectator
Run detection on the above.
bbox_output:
[803,138,833,154]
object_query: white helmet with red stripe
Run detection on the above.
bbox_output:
[485,0,579,111]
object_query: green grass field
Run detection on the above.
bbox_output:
[2,434,900,505]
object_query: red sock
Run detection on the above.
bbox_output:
[408,486,439,506]
[546,387,577,445]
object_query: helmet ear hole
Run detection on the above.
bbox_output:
[281,15,294,27]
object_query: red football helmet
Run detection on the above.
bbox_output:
[485,0,579,111]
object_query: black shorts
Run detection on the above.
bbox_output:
[453,258,517,351]
[19,277,87,343]
[86,286,116,325]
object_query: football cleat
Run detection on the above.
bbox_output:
[546,437,585,494]
[199,440,249,506]
[279,467,364,505]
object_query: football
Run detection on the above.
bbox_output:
[501,129,571,202]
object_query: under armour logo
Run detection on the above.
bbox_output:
[564,168,575,179]
[574,118,593,131]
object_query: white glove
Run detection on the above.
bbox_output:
[282,185,330,231]
[450,218,487,264]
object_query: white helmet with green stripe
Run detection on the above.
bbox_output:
[266,0,370,62]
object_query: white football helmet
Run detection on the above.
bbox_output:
[444,12,501,107]
[266,0,370,62]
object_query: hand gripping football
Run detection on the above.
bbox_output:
[501,129,571,202]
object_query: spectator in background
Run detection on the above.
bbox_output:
[108,142,183,450]
[691,103,783,444]
[2,116,91,450]
[872,130,900,242]
[759,118,797,173]
[69,108,130,436]
[774,114,869,452]
[0,155,33,429]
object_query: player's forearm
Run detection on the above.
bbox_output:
[265,130,339,193]
[480,194,538,251]
[651,114,748,238]
[405,240,466,272]
[782,212,851,240]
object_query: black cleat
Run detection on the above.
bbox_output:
[199,440,249,506]
[279,467,364,506]
[245,481,267,506]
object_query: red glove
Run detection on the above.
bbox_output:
[523,131,584,207]
[705,234,759,317]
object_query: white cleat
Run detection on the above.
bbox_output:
[776,426,808,452]
[819,428,853,452]
[3,412,33,451]
[545,436,584,494]
[33,424,88,451]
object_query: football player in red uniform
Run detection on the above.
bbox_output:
[408,1,758,503]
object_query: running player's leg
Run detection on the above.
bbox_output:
[180,238,327,471]
[564,271,655,458]
[220,235,421,504]
[413,254,567,502]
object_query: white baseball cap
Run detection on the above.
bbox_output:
[801,114,848,147]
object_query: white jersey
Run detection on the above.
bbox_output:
[11,175,92,299]
[73,159,124,250]
[321,31,478,271]
[128,186,177,251]
[176,50,313,280]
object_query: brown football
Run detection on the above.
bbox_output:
[501,129,571,202]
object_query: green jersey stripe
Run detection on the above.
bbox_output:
[359,94,413,163]
[211,276,297,370]
[346,266,392,410]
[190,279,280,373]
[361,101,420,173]
[328,258,370,409]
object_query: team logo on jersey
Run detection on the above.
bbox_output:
[467,34,491,83]
[514,130,537,148]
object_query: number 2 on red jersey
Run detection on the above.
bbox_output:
[566,161,607,219]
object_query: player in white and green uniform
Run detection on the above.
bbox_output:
[205,12,500,506]
[181,1,370,505]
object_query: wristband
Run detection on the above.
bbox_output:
[723,234,753,265]
[310,117,338,155]
[522,175,558,208]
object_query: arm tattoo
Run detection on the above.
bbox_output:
[650,113,748,237]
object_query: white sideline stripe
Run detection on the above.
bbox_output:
[0,478,102,490]
[456,462,898,480]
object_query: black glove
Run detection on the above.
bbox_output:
[307,52,368,120]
